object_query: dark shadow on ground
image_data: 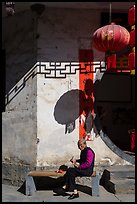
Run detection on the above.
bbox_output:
[17,176,93,196]
[17,176,65,195]
[76,184,92,195]
[99,169,115,194]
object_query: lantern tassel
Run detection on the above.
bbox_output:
[106,52,116,72]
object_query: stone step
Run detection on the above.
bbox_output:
[109,177,135,194]
[110,170,135,179]
[105,165,135,173]
[99,167,135,194]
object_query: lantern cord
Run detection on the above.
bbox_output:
[109,2,112,24]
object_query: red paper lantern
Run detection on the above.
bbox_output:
[128,5,135,26]
[92,23,130,52]
[128,52,135,70]
[129,30,135,47]
[128,4,135,74]
[129,29,135,47]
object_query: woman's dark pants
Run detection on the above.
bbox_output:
[64,167,93,191]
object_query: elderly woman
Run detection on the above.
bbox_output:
[58,139,95,200]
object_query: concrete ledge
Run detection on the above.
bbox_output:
[99,167,135,194]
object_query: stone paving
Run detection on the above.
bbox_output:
[2,184,135,202]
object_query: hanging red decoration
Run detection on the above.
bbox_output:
[128,4,135,74]
[128,5,135,26]
[92,23,130,52]
[128,51,135,70]
[92,23,130,71]
[129,29,135,47]
[106,53,116,71]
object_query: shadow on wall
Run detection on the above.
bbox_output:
[53,89,85,124]
[2,10,37,95]
[93,73,135,152]
[53,81,101,135]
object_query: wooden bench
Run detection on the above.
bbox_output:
[25,170,100,197]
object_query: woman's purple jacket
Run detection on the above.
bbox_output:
[76,147,95,170]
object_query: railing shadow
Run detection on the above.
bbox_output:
[5,61,107,105]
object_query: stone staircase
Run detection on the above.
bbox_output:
[99,165,135,194]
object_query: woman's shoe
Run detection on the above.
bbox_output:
[68,193,79,200]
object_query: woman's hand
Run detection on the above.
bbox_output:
[74,162,80,168]
[70,156,76,164]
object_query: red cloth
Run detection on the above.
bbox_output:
[130,130,135,152]
[55,169,65,173]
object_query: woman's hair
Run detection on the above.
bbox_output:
[78,138,87,146]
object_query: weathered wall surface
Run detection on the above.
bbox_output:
[2,69,37,165]
[37,7,104,61]
[37,66,80,167]
[2,64,38,185]
[2,110,37,165]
